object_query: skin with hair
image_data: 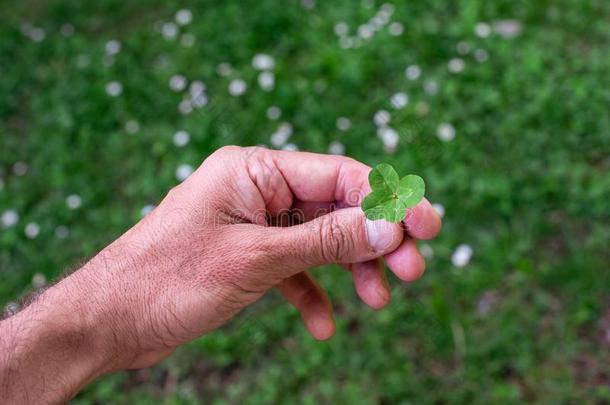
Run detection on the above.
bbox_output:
[0,146,441,403]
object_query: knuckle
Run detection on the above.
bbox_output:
[318,214,353,262]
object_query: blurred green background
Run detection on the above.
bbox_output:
[1,0,610,403]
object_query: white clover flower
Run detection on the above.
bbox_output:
[140,204,156,217]
[388,22,404,36]
[173,130,190,147]
[24,222,40,239]
[175,9,193,26]
[270,123,293,147]
[282,143,299,151]
[437,123,456,142]
[474,48,489,63]
[228,79,247,96]
[258,71,275,91]
[493,20,522,38]
[452,244,473,267]
[13,161,28,176]
[125,120,140,134]
[191,93,208,108]
[390,92,409,109]
[377,126,399,152]
[176,164,194,182]
[29,27,45,42]
[178,99,193,115]
[216,62,232,76]
[105,81,123,97]
[3,302,20,317]
[380,3,395,15]
[105,40,121,55]
[180,33,195,47]
[448,58,465,73]
[456,41,471,55]
[162,22,178,40]
[475,22,492,38]
[328,141,346,155]
[266,106,281,120]
[336,117,352,132]
[373,110,391,127]
[32,273,46,288]
[358,24,374,39]
[336,117,351,131]
[55,225,69,239]
[189,80,206,96]
[334,21,349,36]
[405,64,422,80]
[169,74,187,92]
[252,53,275,70]
[1,209,19,228]
[424,80,439,95]
[432,203,445,218]
[66,194,82,210]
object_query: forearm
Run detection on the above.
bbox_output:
[0,259,127,403]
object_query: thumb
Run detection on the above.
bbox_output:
[263,207,404,271]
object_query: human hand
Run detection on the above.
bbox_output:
[0,146,441,402]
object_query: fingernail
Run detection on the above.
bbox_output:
[365,219,398,253]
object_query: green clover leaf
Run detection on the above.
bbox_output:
[361,163,426,223]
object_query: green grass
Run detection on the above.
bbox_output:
[1,0,610,403]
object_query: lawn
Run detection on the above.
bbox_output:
[1,0,610,403]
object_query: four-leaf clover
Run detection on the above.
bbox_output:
[361,163,426,223]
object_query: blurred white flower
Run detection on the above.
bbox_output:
[432,203,445,218]
[173,130,190,147]
[162,22,178,40]
[266,106,281,120]
[334,21,349,36]
[328,141,346,155]
[476,290,499,316]
[105,40,121,55]
[424,80,439,95]
[176,164,194,182]
[32,273,46,288]
[377,126,399,152]
[474,48,489,63]
[390,92,409,109]
[493,20,522,38]
[301,0,315,9]
[380,3,395,15]
[336,117,352,131]
[180,33,195,47]
[1,209,19,228]
[456,41,471,55]
[178,99,193,115]
[405,64,422,80]
[358,24,374,39]
[189,80,206,96]
[373,110,391,127]
[140,204,156,217]
[24,222,40,239]
[216,62,232,76]
[13,161,28,176]
[55,225,69,239]
[448,58,465,73]
[3,302,20,317]
[169,74,187,92]
[437,123,456,142]
[29,27,45,42]
[175,9,193,26]
[228,79,247,96]
[281,143,298,151]
[252,54,275,70]
[420,243,434,259]
[452,244,473,267]
[66,194,82,210]
[191,93,208,108]
[105,81,123,97]
[125,120,140,134]
[388,22,404,36]
[258,71,275,91]
[60,23,74,37]
[475,22,492,38]
[270,123,293,147]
